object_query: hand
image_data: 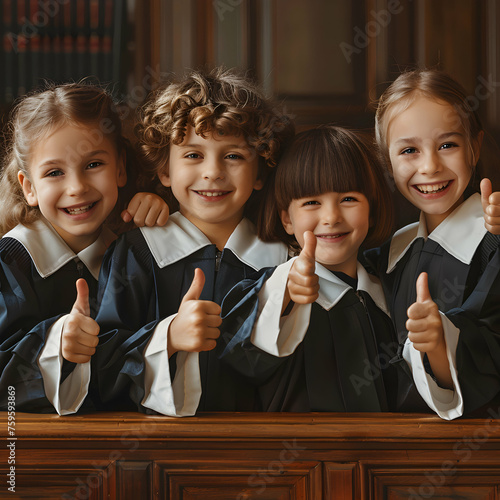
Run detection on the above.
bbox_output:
[406,272,453,389]
[286,231,319,305]
[406,273,445,353]
[121,192,170,227]
[62,279,100,363]
[167,269,221,356]
[480,178,500,235]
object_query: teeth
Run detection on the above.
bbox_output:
[65,203,94,215]
[318,234,344,239]
[197,191,226,197]
[416,182,449,194]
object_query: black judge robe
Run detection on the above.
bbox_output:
[0,219,113,413]
[219,260,423,413]
[93,212,288,414]
[365,194,500,416]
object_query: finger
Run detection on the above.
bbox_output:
[299,231,317,262]
[406,317,429,334]
[480,178,493,211]
[132,200,153,227]
[62,352,93,364]
[204,314,223,328]
[155,206,170,226]
[416,272,432,304]
[71,279,90,316]
[406,301,429,321]
[288,270,319,289]
[181,268,205,303]
[120,209,133,223]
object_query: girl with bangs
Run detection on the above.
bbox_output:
[220,125,457,415]
[93,68,294,415]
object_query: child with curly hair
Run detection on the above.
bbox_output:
[92,68,294,415]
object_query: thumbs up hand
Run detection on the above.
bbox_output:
[481,178,500,235]
[286,231,320,305]
[406,273,453,389]
[406,272,444,353]
[167,268,221,356]
[62,279,100,363]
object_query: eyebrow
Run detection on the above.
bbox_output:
[178,143,250,150]
[392,131,463,147]
[37,150,111,168]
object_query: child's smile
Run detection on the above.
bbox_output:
[18,123,126,253]
[387,96,480,233]
[161,125,262,248]
[281,191,370,278]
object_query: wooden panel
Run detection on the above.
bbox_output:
[158,460,321,500]
[324,463,357,500]
[0,466,113,500]
[116,461,152,500]
[368,466,500,500]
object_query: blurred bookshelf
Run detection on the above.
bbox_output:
[0,0,128,106]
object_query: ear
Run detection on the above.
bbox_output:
[253,178,263,191]
[116,151,127,188]
[17,171,38,207]
[280,209,294,235]
[158,164,171,188]
[472,130,484,166]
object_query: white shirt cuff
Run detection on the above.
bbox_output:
[403,311,463,420]
[141,314,201,416]
[37,315,91,415]
[250,258,311,357]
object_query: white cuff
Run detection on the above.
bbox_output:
[37,315,91,415]
[251,258,311,357]
[141,314,201,416]
[403,312,463,420]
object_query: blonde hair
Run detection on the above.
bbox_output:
[0,83,136,236]
[136,67,295,215]
[375,69,483,176]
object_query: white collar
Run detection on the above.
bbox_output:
[315,261,389,314]
[387,193,487,273]
[3,218,116,280]
[140,211,288,270]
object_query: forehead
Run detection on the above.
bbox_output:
[31,122,116,164]
[387,97,464,144]
[175,125,250,149]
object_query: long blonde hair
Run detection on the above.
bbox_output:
[0,83,133,236]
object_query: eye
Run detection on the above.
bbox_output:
[439,142,458,150]
[46,169,63,178]
[400,147,418,155]
[185,153,201,159]
[225,153,244,160]
[87,161,103,169]
[302,200,319,206]
[341,196,358,202]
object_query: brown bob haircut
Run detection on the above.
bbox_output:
[257,125,394,251]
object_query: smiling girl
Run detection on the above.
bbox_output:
[368,69,500,416]
[0,83,169,414]
[219,126,448,414]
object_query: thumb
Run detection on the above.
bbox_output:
[71,279,90,316]
[416,272,432,303]
[481,178,493,211]
[181,268,205,303]
[299,231,317,262]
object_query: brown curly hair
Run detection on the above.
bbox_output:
[136,67,295,216]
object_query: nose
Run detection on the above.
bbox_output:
[203,157,225,181]
[418,150,442,175]
[66,172,89,196]
[322,204,342,226]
